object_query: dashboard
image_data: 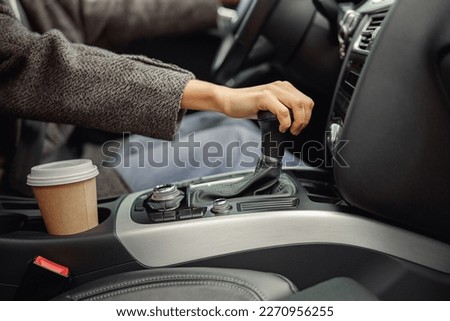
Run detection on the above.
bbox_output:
[331,0,450,241]
[224,0,450,241]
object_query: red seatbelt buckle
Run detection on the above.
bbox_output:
[33,256,70,278]
[15,256,71,300]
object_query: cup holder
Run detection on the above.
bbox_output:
[0,214,28,234]
[98,207,111,224]
[0,207,112,236]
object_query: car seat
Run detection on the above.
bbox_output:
[54,267,377,301]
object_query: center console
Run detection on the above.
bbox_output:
[131,110,302,226]
[2,0,450,301]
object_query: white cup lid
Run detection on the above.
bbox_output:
[27,159,99,187]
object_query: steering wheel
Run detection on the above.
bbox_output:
[212,0,279,85]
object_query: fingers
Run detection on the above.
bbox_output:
[279,81,314,135]
[291,105,306,136]
[222,80,314,135]
[275,105,292,133]
[291,97,313,135]
[260,81,314,135]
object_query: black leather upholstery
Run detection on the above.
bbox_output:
[56,268,298,301]
[285,277,378,301]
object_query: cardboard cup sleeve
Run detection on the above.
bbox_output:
[27,159,99,236]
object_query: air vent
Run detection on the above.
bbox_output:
[357,10,388,52]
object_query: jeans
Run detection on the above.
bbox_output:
[114,112,302,191]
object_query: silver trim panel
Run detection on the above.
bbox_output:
[116,192,450,273]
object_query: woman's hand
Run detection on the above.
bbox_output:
[181,80,314,135]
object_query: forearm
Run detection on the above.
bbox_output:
[20,0,220,49]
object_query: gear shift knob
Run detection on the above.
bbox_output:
[190,110,296,204]
[257,111,288,160]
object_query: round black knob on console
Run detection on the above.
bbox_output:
[146,184,185,212]
[211,198,232,215]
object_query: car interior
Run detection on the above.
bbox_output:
[1,0,450,301]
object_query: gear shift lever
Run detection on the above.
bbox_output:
[190,111,296,206]
[257,110,286,160]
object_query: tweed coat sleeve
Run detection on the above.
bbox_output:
[0,1,210,140]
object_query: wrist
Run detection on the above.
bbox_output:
[212,83,233,116]
[181,80,231,115]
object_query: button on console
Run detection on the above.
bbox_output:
[149,213,164,223]
[192,207,207,218]
[178,209,193,220]
[163,211,177,222]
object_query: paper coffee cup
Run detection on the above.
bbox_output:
[27,159,99,236]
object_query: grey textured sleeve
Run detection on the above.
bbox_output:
[20,0,220,49]
[0,3,194,140]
